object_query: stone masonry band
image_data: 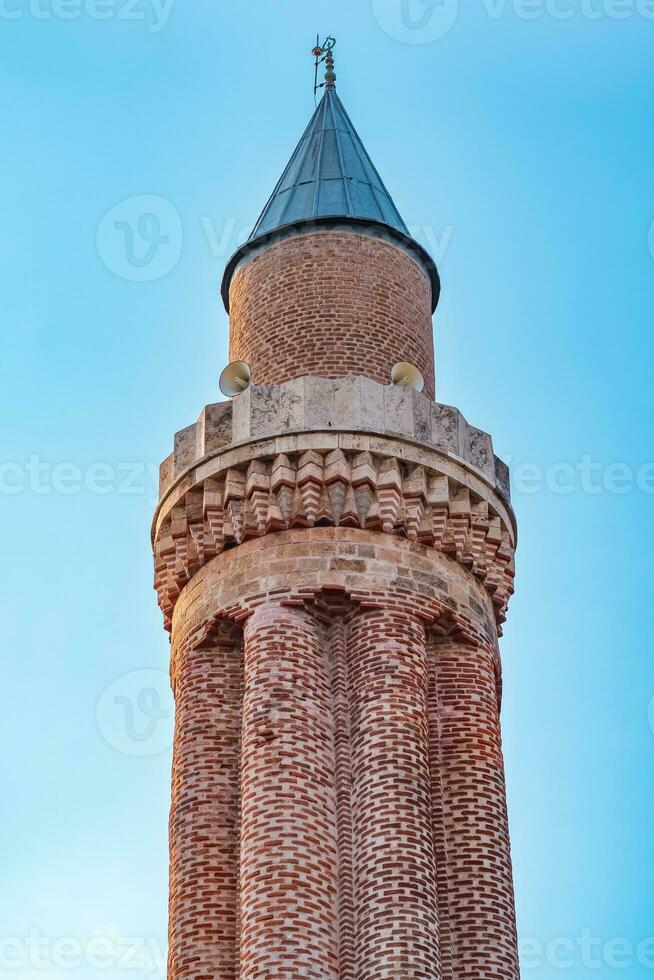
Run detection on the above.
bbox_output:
[153,431,516,635]
[158,375,511,504]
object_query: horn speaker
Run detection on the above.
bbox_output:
[391,361,425,393]
[219,361,251,398]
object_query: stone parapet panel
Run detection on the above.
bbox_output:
[158,375,511,504]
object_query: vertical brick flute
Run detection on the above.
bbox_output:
[153,58,520,979]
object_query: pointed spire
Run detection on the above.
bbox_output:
[221,76,440,313]
[248,87,410,242]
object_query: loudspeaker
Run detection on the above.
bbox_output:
[391,361,425,393]
[219,361,251,398]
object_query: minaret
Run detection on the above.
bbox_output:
[153,47,519,980]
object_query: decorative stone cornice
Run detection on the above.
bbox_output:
[153,424,516,635]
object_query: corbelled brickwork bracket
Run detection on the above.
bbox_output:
[153,376,516,634]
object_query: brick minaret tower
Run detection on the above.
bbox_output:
[153,49,519,980]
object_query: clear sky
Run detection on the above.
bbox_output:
[2,2,653,977]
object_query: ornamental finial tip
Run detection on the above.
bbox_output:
[313,35,337,101]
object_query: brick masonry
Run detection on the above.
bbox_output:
[240,605,339,977]
[164,528,519,978]
[155,215,520,977]
[153,433,516,635]
[228,231,436,398]
[346,607,440,976]
[168,633,242,978]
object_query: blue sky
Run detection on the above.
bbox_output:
[1,2,653,977]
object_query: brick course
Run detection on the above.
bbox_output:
[240,605,339,977]
[431,640,519,978]
[228,232,436,398]
[168,637,242,980]
[347,608,440,977]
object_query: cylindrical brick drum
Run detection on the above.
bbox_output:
[239,604,339,977]
[347,607,441,978]
[228,231,436,398]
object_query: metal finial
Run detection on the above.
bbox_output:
[324,46,336,88]
[312,35,337,102]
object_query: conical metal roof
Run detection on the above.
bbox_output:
[221,87,440,312]
[249,87,410,239]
